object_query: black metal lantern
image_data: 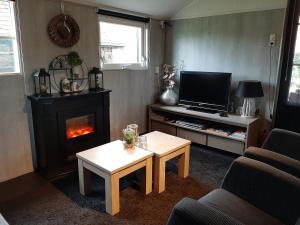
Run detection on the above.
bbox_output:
[33,68,52,96]
[88,67,104,91]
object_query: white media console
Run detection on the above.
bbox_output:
[148,104,261,155]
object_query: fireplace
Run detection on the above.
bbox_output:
[28,90,111,180]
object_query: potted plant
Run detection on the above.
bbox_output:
[67,51,82,79]
[123,128,135,149]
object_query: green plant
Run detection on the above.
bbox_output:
[124,132,134,144]
[67,51,82,66]
[67,52,82,78]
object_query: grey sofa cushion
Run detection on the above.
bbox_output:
[245,147,300,178]
[296,217,300,225]
[166,197,244,225]
[262,128,300,161]
[198,189,284,225]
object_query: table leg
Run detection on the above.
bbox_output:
[145,157,153,194]
[78,159,91,195]
[178,145,190,178]
[154,157,166,193]
[105,174,120,215]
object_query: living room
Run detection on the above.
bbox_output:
[0,0,299,224]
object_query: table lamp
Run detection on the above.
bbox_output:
[236,80,264,118]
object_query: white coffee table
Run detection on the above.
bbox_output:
[0,214,9,225]
[140,131,191,193]
[76,140,153,215]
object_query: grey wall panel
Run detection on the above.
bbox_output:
[166,9,285,118]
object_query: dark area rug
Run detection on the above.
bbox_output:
[0,144,236,225]
[52,171,141,212]
[188,144,236,188]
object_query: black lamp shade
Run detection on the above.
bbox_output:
[236,80,264,98]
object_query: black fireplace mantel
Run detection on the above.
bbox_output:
[28,90,111,180]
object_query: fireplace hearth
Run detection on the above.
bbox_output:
[28,90,111,180]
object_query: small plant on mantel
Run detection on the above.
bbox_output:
[67,51,82,79]
[67,51,82,66]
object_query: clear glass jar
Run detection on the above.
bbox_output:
[127,124,139,143]
[123,128,135,149]
[137,135,147,149]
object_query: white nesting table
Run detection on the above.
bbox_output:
[76,140,153,215]
[0,214,8,225]
[140,131,191,193]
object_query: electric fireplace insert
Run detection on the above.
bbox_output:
[66,114,95,140]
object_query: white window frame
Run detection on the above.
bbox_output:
[99,15,149,71]
[0,0,21,76]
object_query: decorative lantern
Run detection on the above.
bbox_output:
[33,68,52,96]
[88,67,104,91]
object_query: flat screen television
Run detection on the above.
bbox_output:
[179,71,232,113]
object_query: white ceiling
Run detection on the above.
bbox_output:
[64,0,193,19]
[63,0,287,20]
[173,0,287,20]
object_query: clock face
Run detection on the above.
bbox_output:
[48,14,80,48]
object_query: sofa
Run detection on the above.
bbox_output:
[166,157,300,225]
[245,128,300,178]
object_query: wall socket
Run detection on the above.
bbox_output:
[269,33,276,46]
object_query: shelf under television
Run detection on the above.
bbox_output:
[149,104,258,127]
[150,118,246,143]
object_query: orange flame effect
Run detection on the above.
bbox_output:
[66,127,94,139]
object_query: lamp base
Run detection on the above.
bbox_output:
[241,98,256,118]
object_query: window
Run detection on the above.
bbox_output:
[288,17,300,104]
[0,0,20,74]
[99,16,149,70]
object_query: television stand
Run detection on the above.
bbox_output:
[148,104,261,155]
[187,106,219,114]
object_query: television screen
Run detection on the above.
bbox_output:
[179,71,231,112]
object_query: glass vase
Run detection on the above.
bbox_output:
[123,128,135,149]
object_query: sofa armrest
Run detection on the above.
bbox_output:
[262,128,300,161]
[166,198,243,225]
[244,147,300,178]
[222,157,300,225]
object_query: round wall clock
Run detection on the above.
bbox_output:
[47,14,80,48]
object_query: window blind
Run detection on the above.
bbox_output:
[0,0,15,38]
[0,0,20,74]
[97,9,150,23]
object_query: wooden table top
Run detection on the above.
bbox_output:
[76,140,153,174]
[141,131,191,157]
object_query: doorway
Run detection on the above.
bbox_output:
[274,0,300,132]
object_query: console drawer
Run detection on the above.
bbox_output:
[177,128,206,145]
[207,135,244,155]
[151,121,176,136]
